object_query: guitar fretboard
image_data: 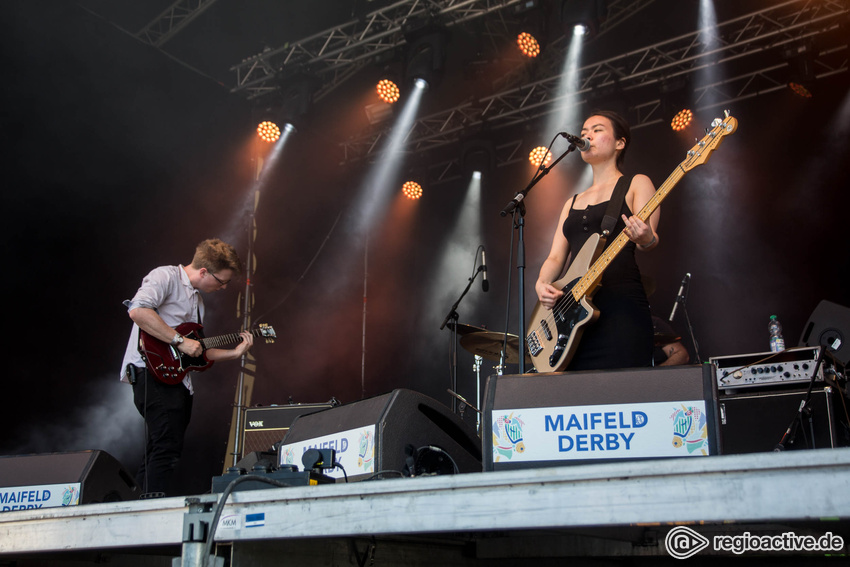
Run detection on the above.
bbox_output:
[570,115,735,301]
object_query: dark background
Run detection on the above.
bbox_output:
[2,0,848,496]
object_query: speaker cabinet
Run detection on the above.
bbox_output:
[719,387,848,454]
[0,450,138,511]
[483,365,720,471]
[279,389,481,481]
[799,299,850,366]
[242,404,333,455]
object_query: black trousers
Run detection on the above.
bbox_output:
[131,366,193,495]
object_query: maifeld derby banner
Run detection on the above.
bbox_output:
[491,400,711,464]
[279,425,376,479]
[1,483,81,512]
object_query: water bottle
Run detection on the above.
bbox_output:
[768,315,785,352]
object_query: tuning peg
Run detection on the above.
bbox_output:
[724,109,730,118]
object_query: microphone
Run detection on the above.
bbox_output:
[559,132,590,152]
[668,273,691,322]
[481,247,489,292]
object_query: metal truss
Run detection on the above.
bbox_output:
[136,0,219,47]
[230,0,531,100]
[340,0,849,166]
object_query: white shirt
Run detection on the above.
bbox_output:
[119,264,204,392]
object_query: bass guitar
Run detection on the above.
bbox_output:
[139,322,276,385]
[525,112,738,372]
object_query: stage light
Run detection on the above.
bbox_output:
[529,146,552,168]
[403,20,448,90]
[789,82,813,98]
[560,0,606,39]
[670,109,693,131]
[516,32,541,58]
[414,77,429,91]
[402,181,423,200]
[257,120,281,143]
[377,79,400,103]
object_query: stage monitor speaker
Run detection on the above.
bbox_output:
[483,365,720,471]
[0,450,138,511]
[279,389,481,481]
[799,299,850,366]
[718,387,848,454]
[242,403,333,455]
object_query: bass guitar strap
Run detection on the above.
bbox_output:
[600,174,633,238]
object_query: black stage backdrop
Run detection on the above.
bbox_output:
[2,1,848,496]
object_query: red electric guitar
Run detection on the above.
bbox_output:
[139,322,276,385]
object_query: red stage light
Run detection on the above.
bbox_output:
[670,109,693,132]
[377,79,400,104]
[529,146,552,167]
[402,181,423,200]
[517,32,541,58]
[257,121,281,143]
[789,82,813,98]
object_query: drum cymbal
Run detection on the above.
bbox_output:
[653,333,681,346]
[447,322,489,336]
[460,331,531,364]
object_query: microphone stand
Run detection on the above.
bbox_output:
[501,141,578,374]
[440,263,486,413]
[774,344,829,451]
[676,281,701,363]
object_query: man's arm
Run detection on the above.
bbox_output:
[130,307,203,357]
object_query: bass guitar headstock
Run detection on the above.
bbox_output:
[257,323,276,343]
[681,110,738,172]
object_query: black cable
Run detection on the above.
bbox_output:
[203,475,293,561]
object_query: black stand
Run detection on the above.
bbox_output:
[774,344,829,451]
[500,140,578,374]
[440,257,486,413]
[671,279,701,363]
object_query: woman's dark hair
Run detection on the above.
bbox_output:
[587,109,631,168]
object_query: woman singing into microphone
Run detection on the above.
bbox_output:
[535,110,660,370]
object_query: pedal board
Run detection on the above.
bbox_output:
[710,346,823,391]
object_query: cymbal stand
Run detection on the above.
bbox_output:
[440,254,486,413]
[473,354,482,430]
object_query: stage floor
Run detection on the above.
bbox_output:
[3,448,850,565]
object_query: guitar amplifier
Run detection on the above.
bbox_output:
[242,404,333,455]
[709,346,823,392]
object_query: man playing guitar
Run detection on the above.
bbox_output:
[119,238,253,497]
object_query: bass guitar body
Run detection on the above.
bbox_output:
[526,233,605,373]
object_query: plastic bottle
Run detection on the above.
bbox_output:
[768,315,785,352]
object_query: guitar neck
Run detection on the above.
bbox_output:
[571,166,686,300]
[199,328,263,350]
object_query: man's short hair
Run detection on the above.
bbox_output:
[190,239,242,276]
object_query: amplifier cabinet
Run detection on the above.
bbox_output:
[242,404,332,455]
[718,387,848,454]
[483,365,720,471]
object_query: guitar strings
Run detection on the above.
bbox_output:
[526,147,701,345]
